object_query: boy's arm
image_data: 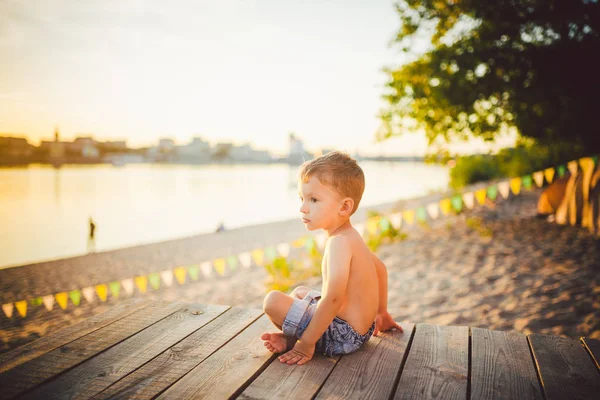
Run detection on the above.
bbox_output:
[278,237,350,365]
[372,252,403,336]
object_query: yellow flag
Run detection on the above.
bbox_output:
[214,258,226,276]
[440,198,452,215]
[475,189,486,205]
[402,210,415,225]
[544,168,555,184]
[291,237,305,248]
[174,267,187,285]
[366,217,380,235]
[135,276,148,293]
[96,284,108,302]
[251,249,264,266]
[580,157,595,176]
[55,292,69,310]
[510,177,521,195]
[15,300,27,317]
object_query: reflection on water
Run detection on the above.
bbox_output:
[0,162,448,268]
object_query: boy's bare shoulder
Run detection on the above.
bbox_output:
[328,227,368,253]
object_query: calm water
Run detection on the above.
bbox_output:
[0,162,449,268]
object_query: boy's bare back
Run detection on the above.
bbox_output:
[323,226,379,335]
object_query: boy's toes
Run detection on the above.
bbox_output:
[260,333,271,341]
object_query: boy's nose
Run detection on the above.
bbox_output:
[299,203,308,214]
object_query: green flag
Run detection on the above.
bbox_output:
[188,265,200,281]
[227,255,239,272]
[69,290,81,306]
[451,195,463,213]
[487,185,498,201]
[558,165,566,177]
[522,175,532,190]
[148,273,161,290]
[109,281,121,298]
[379,217,391,232]
[416,207,427,222]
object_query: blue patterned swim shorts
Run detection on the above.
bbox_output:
[281,290,375,357]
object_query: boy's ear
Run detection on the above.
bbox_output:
[339,197,354,217]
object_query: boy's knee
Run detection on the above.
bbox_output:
[263,290,284,315]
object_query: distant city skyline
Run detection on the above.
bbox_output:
[0,0,515,156]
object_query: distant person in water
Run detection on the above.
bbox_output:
[215,221,226,233]
[89,217,96,239]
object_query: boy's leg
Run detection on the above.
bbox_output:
[290,285,312,300]
[263,290,295,330]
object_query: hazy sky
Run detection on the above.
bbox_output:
[0,0,514,155]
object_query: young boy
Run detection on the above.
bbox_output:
[261,151,402,365]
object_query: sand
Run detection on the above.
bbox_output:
[1,186,599,354]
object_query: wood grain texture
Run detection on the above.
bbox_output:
[393,324,468,400]
[529,333,600,400]
[93,307,262,400]
[471,328,543,400]
[20,303,229,400]
[0,298,151,374]
[581,337,600,370]
[314,323,414,400]
[0,301,184,400]
[157,315,276,400]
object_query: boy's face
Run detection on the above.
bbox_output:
[298,175,344,231]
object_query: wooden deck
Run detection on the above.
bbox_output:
[1,299,599,399]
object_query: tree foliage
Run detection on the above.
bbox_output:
[380,0,600,151]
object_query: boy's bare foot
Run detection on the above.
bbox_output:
[261,332,295,353]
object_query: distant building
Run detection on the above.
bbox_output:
[49,128,65,161]
[229,143,273,162]
[288,133,312,164]
[0,136,34,162]
[177,137,211,162]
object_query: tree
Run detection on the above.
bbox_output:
[380,0,600,152]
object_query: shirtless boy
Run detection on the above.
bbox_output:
[261,151,402,365]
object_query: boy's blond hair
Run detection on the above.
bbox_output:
[299,151,365,215]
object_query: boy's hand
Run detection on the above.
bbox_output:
[278,339,314,365]
[374,310,403,336]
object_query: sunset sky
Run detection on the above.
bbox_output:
[0,0,515,155]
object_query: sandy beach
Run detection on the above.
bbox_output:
[1,186,599,354]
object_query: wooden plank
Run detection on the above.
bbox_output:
[239,351,340,400]
[0,298,151,374]
[393,323,468,400]
[471,328,543,400]
[529,333,600,400]
[0,301,184,399]
[157,314,276,399]
[314,323,415,400]
[20,303,230,400]
[93,307,262,400]
[581,337,600,370]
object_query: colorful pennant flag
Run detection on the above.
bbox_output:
[389,213,402,229]
[96,284,108,302]
[2,303,14,318]
[161,270,174,287]
[42,294,55,311]
[82,286,95,303]
[557,165,566,177]
[227,255,239,272]
[15,300,27,317]
[567,160,578,176]
[366,217,380,235]
[238,252,252,268]
[580,157,595,176]
[415,207,427,222]
[148,272,161,290]
[475,189,487,205]
[379,217,391,232]
[402,210,415,225]
[30,297,43,306]
[69,290,81,307]
[533,171,544,187]
[121,278,134,295]
[498,181,510,199]
[462,192,475,209]
[188,265,200,281]
[451,195,463,213]
[276,243,290,258]
[440,198,452,215]
[510,177,522,195]
[214,258,226,276]
[264,246,278,262]
[109,281,121,299]
[292,237,305,248]
[303,237,316,252]
[427,203,439,219]
[200,261,213,277]
[544,168,555,184]
[174,267,187,284]
[521,175,532,190]
[487,185,498,201]
[135,275,148,293]
[55,292,68,310]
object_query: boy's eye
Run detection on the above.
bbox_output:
[311,197,317,203]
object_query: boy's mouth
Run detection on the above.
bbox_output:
[302,218,311,223]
